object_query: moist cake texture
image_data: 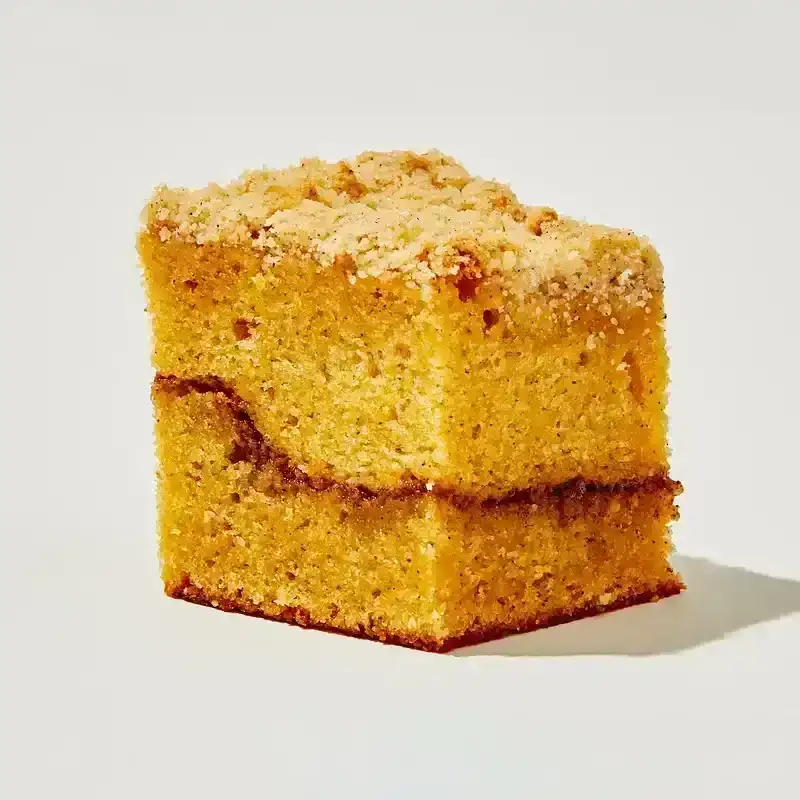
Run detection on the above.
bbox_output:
[140,150,682,651]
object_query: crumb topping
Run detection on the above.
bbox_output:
[143,150,662,303]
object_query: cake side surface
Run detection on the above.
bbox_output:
[140,226,668,493]
[436,476,681,642]
[141,233,450,490]
[154,380,682,651]
[438,283,669,492]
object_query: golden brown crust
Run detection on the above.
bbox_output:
[166,573,685,653]
[153,372,681,507]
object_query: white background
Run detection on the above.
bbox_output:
[2,1,799,797]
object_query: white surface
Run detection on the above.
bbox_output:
[2,1,799,797]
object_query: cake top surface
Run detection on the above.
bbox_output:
[142,150,661,303]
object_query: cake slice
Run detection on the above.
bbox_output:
[140,150,682,651]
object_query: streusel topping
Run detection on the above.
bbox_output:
[143,150,662,303]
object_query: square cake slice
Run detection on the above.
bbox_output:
[140,150,682,650]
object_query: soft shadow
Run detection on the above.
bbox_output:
[454,555,800,657]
